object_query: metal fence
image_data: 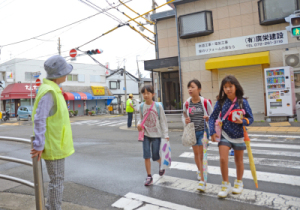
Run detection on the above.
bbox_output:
[0,136,45,210]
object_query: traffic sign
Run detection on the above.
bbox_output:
[70,49,77,58]
[35,78,41,87]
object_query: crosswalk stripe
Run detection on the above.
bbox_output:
[108,122,126,126]
[195,142,300,150]
[248,134,300,139]
[152,174,300,210]
[97,122,116,126]
[206,147,300,158]
[179,152,300,169]
[112,192,199,210]
[170,161,300,186]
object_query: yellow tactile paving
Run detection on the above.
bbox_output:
[266,127,279,131]
[286,127,300,132]
[269,122,291,127]
[276,127,290,132]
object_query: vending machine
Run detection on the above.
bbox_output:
[265,66,296,117]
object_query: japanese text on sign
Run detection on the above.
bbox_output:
[195,30,288,56]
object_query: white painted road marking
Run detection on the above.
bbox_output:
[170,161,300,186]
[179,152,300,169]
[205,147,300,158]
[194,142,300,150]
[248,134,300,139]
[152,174,300,210]
[112,192,199,210]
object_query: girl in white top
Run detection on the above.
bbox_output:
[182,79,213,192]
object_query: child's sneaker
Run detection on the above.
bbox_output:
[197,181,206,192]
[232,179,243,194]
[197,170,201,181]
[144,176,153,186]
[159,168,165,176]
[218,181,232,198]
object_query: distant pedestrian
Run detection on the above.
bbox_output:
[209,75,253,198]
[126,93,134,128]
[137,85,169,186]
[182,79,213,192]
[30,55,74,210]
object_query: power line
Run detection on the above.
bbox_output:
[0,2,126,48]
[0,50,69,68]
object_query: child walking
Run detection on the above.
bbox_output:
[182,79,213,192]
[209,75,253,198]
[137,85,169,186]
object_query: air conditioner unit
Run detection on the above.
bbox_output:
[283,50,300,71]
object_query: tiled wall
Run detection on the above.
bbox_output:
[176,0,298,102]
[157,18,178,59]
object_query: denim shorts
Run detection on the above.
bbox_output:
[194,129,209,146]
[218,138,246,150]
[143,136,161,161]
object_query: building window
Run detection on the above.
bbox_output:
[25,72,32,81]
[179,11,213,39]
[110,81,118,89]
[90,75,101,83]
[258,0,299,25]
[67,74,78,81]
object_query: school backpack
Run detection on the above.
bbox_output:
[185,98,212,115]
[140,102,160,120]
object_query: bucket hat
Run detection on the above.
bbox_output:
[44,55,73,79]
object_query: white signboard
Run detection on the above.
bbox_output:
[6,71,13,82]
[195,30,288,56]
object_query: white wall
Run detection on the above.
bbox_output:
[0,58,107,87]
[106,74,139,95]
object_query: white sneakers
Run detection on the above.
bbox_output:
[197,170,201,181]
[217,180,244,198]
[197,181,206,192]
[218,181,232,198]
[232,179,243,194]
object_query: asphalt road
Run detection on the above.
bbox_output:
[0,115,300,210]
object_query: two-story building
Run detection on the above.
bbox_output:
[0,58,114,117]
[144,0,300,120]
[106,69,152,105]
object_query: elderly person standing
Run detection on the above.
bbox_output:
[30,55,74,210]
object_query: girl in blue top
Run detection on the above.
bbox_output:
[209,75,253,198]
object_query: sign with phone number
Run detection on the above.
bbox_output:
[195,30,288,56]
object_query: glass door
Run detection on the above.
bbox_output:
[161,71,181,111]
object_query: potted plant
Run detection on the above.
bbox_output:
[85,109,89,116]
[88,111,93,116]
[69,110,74,117]
[91,111,96,116]
[74,110,78,116]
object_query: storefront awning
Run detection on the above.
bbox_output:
[1,83,37,100]
[63,92,115,101]
[205,51,270,70]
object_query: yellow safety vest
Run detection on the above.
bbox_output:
[32,79,74,160]
[126,99,134,113]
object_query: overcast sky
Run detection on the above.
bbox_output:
[0,0,171,77]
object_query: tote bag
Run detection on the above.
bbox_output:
[182,122,196,146]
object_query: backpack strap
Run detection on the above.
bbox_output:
[141,103,144,114]
[155,102,160,120]
[203,98,212,116]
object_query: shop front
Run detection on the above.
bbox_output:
[205,51,270,120]
[144,57,181,112]
[1,83,37,117]
[63,86,115,116]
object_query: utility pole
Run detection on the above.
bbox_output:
[136,55,142,102]
[123,66,127,108]
[58,37,61,55]
[152,0,158,100]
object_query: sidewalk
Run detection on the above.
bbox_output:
[0,192,98,210]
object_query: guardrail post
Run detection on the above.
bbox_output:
[31,136,45,210]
